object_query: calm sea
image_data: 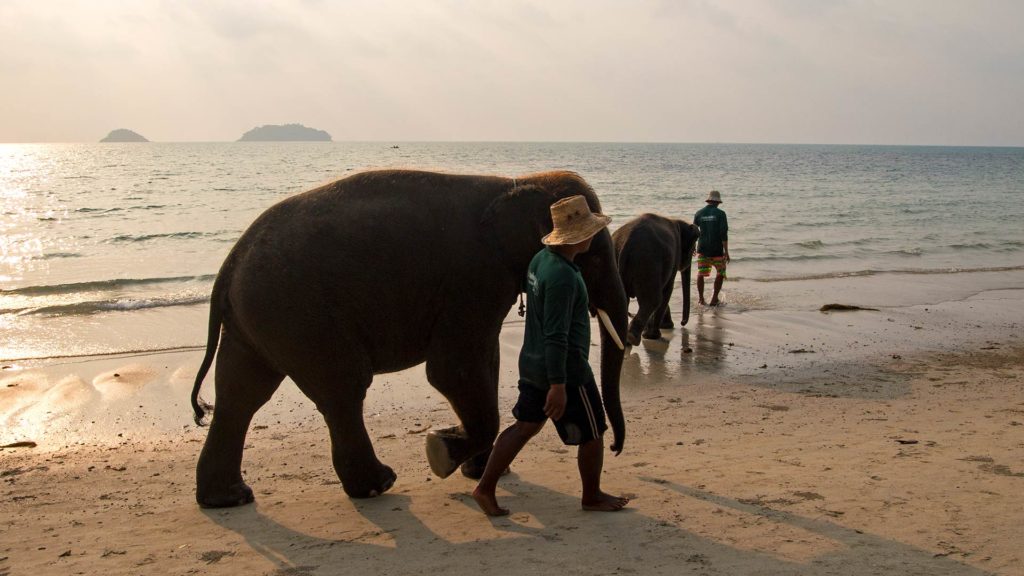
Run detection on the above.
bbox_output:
[2,142,1023,362]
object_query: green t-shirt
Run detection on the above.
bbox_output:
[694,203,729,257]
[518,247,594,390]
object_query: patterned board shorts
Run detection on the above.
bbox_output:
[696,254,727,279]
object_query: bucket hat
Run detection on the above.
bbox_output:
[706,190,722,203]
[541,195,612,246]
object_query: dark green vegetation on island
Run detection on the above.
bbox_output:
[238,123,332,142]
[100,129,149,142]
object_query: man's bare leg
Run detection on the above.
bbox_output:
[709,274,724,306]
[697,275,707,305]
[578,437,629,512]
[473,420,543,516]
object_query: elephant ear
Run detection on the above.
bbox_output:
[677,220,700,270]
[481,183,556,276]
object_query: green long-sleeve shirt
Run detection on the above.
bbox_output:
[518,247,594,390]
[694,203,729,257]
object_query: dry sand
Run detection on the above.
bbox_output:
[2,297,1023,576]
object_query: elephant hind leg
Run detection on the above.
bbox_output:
[645,273,677,339]
[196,330,284,508]
[424,341,500,480]
[293,358,396,499]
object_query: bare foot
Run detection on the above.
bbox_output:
[472,487,510,516]
[709,298,720,306]
[582,491,629,512]
[698,299,707,306]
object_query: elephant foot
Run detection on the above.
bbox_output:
[196,480,255,509]
[425,427,462,479]
[626,332,641,347]
[660,316,674,329]
[341,463,397,498]
[642,329,662,340]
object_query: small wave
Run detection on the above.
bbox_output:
[795,240,824,249]
[8,294,209,317]
[41,252,82,260]
[747,265,1024,283]
[107,231,220,243]
[949,242,994,250]
[1,274,216,296]
[739,253,841,263]
[75,207,123,214]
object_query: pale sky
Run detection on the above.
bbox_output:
[1,0,1022,145]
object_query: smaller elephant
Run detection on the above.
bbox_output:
[612,214,700,345]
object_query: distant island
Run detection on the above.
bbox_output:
[238,123,332,142]
[100,129,149,142]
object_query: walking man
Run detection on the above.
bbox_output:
[473,195,629,516]
[694,190,729,306]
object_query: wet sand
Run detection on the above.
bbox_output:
[2,279,1023,575]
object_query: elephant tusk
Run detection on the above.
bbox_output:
[597,308,625,351]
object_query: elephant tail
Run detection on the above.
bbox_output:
[190,273,228,426]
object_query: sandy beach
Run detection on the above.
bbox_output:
[2,279,1023,576]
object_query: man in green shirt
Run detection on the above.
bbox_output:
[473,195,629,516]
[694,190,730,306]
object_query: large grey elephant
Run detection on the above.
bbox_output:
[612,213,699,345]
[190,169,629,508]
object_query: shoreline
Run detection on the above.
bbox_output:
[3,272,1022,448]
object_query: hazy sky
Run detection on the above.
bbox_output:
[2,0,1022,145]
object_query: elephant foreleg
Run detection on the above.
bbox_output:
[629,293,661,345]
[660,303,674,329]
[196,331,284,508]
[424,342,500,480]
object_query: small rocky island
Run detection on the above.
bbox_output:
[238,123,332,142]
[100,129,149,142]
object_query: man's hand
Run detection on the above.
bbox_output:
[544,384,567,421]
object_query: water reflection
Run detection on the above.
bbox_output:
[620,305,730,388]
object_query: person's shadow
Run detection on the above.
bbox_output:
[203,474,990,576]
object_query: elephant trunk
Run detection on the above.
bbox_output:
[681,263,692,326]
[596,293,627,455]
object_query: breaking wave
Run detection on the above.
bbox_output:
[3,293,209,317]
[1,275,215,297]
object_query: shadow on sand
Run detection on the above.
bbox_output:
[203,474,988,576]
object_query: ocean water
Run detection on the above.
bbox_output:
[2,142,1023,362]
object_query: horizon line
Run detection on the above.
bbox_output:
[2,139,1023,149]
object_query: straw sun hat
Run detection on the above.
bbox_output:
[706,190,723,203]
[541,195,612,246]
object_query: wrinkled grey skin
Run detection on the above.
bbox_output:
[190,169,628,508]
[612,213,700,345]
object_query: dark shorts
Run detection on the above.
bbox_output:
[512,378,608,445]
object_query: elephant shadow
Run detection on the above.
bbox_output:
[202,476,987,575]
